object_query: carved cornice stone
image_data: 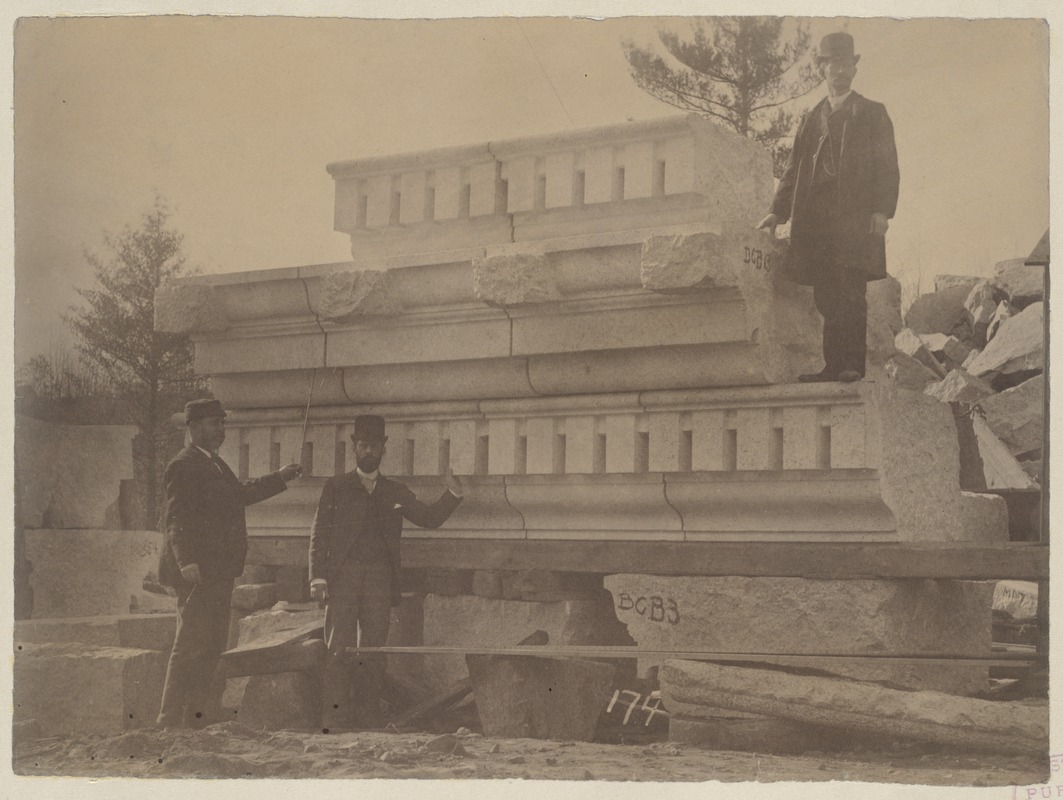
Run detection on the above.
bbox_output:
[473,253,561,307]
[310,269,404,322]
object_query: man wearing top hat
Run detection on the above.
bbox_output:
[758,31,900,383]
[156,398,302,729]
[309,414,463,730]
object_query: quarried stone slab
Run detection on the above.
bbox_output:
[420,594,631,695]
[235,606,325,648]
[966,302,1043,385]
[604,574,993,695]
[934,274,982,293]
[992,258,1045,309]
[14,614,176,652]
[958,492,1011,544]
[894,329,946,378]
[231,583,279,612]
[918,333,973,371]
[993,581,1039,621]
[236,670,322,730]
[24,529,166,618]
[874,383,970,542]
[14,643,167,736]
[16,417,137,530]
[660,660,1047,755]
[466,654,614,741]
[924,369,995,404]
[986,300,1016,343]
[964,280,1001,347]
[979,375,1044,457]
[903,285,973,340]
[884,353,940,389]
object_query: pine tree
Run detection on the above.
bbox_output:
[623,17,823,176]
[67,199,204,527]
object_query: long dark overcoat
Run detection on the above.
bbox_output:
[770,92,900,285]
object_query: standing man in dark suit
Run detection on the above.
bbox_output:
[156,399,302,729]
[309,414,463,730]
[758,32,900,383]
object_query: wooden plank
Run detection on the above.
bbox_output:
[401,540,1049,580]
[345,645,1042,668]
[248,537,1049,580]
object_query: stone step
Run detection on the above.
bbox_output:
[14,642,167,737]
[15,613,176,652]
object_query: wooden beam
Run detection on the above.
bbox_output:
[247,537,1048,580]
[402,540,1049,580]
[345,645,1043,669]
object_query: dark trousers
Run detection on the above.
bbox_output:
[806,183,869,375]
[321,562,392,729]
[157,578,233,727]
[813,265,868,375]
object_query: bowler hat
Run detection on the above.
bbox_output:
[184,398,227,424]
[817,32,860,63]
[351,414,388,444]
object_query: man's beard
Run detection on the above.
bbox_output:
[356,453,382,473]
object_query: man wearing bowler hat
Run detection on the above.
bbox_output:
[758,31,900,383]
[156,398,303,729]
[309,414,463,730]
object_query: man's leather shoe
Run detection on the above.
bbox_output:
[798,370,837,383]
[838,370,864,383]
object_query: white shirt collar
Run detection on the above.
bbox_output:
[356,467,380,482]
[194,445,216,459]
[827,90,852,110]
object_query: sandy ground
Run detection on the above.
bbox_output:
[12,722,1048,786]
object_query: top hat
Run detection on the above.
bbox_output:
[817,32,860,63]
[351,414,388,444]
[184,398,227,424]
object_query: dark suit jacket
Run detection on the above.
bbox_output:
[158,446,288,588]
[770,92,900,285]
[309,472,462,606]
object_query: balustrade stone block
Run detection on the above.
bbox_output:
[502,156,537,213]
[623,140,657,199]
[564,415,596,475]
[544,152,576,208]
[469,161,500,216]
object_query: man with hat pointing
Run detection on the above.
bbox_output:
[309,414,463,730]
[156,399,303,729]
[758,31,900,383]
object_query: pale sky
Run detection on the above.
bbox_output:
[12,13,1051,363]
